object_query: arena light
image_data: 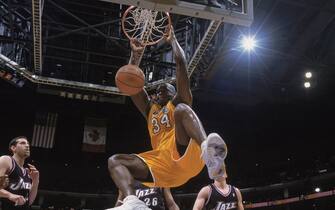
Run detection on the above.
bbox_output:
[17,80,25,87]
[304,82,311,88]
[149,71,153,81]
[314,187,320,192]
[241,36,256,51]
[318,169,327,173]
[305,72,312,78]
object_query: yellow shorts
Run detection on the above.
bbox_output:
[137,139,205,188]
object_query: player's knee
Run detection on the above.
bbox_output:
[108,154,122,169]
[174,103,192,120]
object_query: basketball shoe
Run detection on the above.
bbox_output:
[201,133,228,179]
[105,195,151,210]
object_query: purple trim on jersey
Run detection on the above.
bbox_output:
[8,157,15,175]
[213,184,231,197]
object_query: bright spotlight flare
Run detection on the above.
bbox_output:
[304,82,311,88]
[305,72,312,78]
[241,36,256,51]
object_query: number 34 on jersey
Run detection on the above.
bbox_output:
[151,107,172,134]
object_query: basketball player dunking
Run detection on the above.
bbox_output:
[193,165,244,210]
[0,136,39,210]
[107,27,228,210]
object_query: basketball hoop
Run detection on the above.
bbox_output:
[122,6,172,46]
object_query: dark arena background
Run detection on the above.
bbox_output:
[0,0,335,209]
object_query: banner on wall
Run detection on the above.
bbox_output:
[82,118,107,153]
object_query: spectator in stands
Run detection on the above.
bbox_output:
[193,165,244,210]
[0,136,40,209]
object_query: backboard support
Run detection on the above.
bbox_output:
[100,0,253,26]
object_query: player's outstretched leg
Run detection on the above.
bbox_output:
[107,154,152,210]
[173,103,227,179]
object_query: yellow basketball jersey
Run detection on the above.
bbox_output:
[147,101,176,151]
[141,101,205,187]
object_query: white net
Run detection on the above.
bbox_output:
[122,6,171,45]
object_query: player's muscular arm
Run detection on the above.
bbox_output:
[28,164,39,205]
[235,188,244,210]
[0,175,8,189]
[0,156,25,206]
[193,186,210,210]
[0,156,11,198]
[131,90,152,119]
[167,27,192,106]
[0,157,10,190]
[164,188,180,210]
[129,39,145,66]
[128,39,152,118]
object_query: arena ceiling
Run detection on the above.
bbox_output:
[1,0,334,105]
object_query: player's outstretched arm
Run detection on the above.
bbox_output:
[128,39,152,119]
[167,27,192,106]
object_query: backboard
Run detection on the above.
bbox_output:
[100,0,253,26]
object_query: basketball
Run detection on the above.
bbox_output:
[115,64,145,96]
